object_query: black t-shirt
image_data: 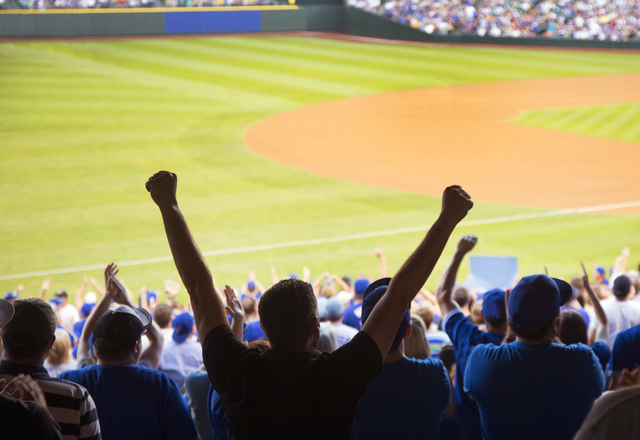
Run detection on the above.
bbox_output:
[203,325,383,440]
[0,393,63,440]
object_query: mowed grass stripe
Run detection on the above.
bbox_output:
[515,102,640,144]
[14,43,295,110]
[124,39,379,97]
[254,37,631,80]
[197,37,457,87]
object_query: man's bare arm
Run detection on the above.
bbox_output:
[75,275,88,308]
[436,234,477,317]
[361,186,473,359]
[140,322,164,369]
[374,248,388,278]
[146,171,228,342]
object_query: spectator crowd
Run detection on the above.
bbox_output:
[349,0,640,41]
[2,171,640,439]
[8,0,278,11]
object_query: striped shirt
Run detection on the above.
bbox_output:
[0,360,101,440]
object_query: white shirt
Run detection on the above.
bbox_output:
[601,300,640,347]
[158,337,203,389]
[44,359,78,378]
[58,304,80,334]
[330,323,359,347]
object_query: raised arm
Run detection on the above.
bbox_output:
[436,234,477,317]
[75,275,88,307]
[89,277,106,299]
[146,171,228,343]
[331,274,351,292]
[582,261,609,346]
[362,186,473,358]
[270,267,279,285]
[374,248,389,278]
[140,321,164,369]
[39,278,51,300]
[224,285,245,341]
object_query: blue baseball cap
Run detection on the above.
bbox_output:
[80,303,94,317]
[596,266,606,275]
[324,297,345,320]
[316,296,328,319]
[508,275,572,330]
[4,290,19,301]
[482,289,506,320]
[147,290,158,304]
[49,297,63,308]
[172,312,194,343]
[288,273,299,280]
[362,278,410,349]
[247,281,256,292]
[354,278,370,296]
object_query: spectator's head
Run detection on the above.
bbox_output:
[613,275,632,300]
[247,281,257,293]
[571,276,584,292]
[80,303,93,319]
[595,266,607,282]
[362,278,410,354]
[342,276,352,288]
[0,298,15,353]
[594,284,611,301]
[405,315,430,360]
[55,289,68,305]
[93,305,151,364]
[558,310,587,345]
[259,279,319,351]
[172,312,194,343]
[84,291,97,305]
[242,296,257,317]
[453,286,470,308]
[168,298,180,311]
[324,297,345,323]
[482,289,507,333]
[440,345,455,375]
[471,300,484,326]
[153,304,172,329]
[354,278,370,298]
[335,291,353,307]
[146,290,158,307]
[316,296,328,323]
[415,302,434,329]
[4,290,19,302]
[1,298,57,365]
[507,275,572,343]
[47,329,72,366]
[319,284,336,299]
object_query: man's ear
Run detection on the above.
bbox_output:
[47,335,56,350]
[405,323,412,339]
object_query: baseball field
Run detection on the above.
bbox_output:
[1,34,640,303]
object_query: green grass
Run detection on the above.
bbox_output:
[1,36,640,304]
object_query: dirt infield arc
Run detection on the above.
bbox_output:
[245,74,640,209]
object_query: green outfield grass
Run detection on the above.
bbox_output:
[1,36,640,305]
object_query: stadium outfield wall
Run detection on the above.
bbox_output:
[0,5,344,37]
[345,7,640,49]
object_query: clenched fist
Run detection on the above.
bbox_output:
[441,185,473,224]
[457,234,478,255]
[146,171,178,208]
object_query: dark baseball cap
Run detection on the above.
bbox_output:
[0,298,14,327]
[482,289,506,320]
[55,290,68,298]
[1,298,57,346]
[508,275,572,330]
[362,278,411,348]
[613,275,632,298]
[93,306,151,349]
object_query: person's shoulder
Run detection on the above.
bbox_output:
[617,323,640,342]
[405,357,447,373]
[38,372,93,399]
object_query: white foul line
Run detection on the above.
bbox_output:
[1,200,639,281]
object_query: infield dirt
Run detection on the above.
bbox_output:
[246,74,640,210]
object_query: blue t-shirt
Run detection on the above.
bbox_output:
[612,323,640,375]
[464,341,605,440]
[342,303,363,330]
[443,310,503,440]
[73,320,86,339]
[208,386,235,440]
[354,357,450,440]
[243,321,267,343]
[60,364,197,440]
[561,306,590,328]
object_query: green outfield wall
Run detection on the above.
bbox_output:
[0,5,344,37]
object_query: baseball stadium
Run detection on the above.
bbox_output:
[0,1,640,439]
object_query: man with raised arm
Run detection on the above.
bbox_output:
[436,234,507,440]
[146,171,473,440]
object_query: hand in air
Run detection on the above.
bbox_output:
[145,171,178,208]
[457,234,477,255]
[441,185,473,224]
[224,285,245,322]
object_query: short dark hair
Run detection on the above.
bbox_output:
[242,297,256,316]
[153,304,172,328]
[94,338,137,362]
[454,287,470,307]
[1,337,50,362]
[508,314,557,342]
[259,279,317,349]
[485,316,507,329]
[558,310,587,345]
